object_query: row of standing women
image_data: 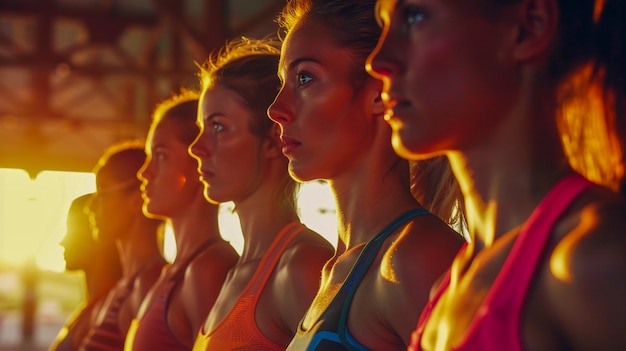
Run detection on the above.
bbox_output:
[51,0,626,350]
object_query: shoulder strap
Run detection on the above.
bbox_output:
[246,222,305,298]
[338,208,430,349]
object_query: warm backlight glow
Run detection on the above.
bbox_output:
[0,168,96,272]
[0,168,338,272]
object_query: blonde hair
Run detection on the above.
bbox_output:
[410,156,466,232]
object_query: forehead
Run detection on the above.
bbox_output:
[279,17,351,73]
[199,85,253,119]
[149,118,181,144]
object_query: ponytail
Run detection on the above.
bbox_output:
[410,156,466,235]
[594,0,626,193]
[556,0,626,192]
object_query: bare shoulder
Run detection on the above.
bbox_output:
[184,241,239,283]
[387,213,465,284]
[546,188,626,350]
[134,261,165,298]
[279,227,334,278]
[179,241,238,330]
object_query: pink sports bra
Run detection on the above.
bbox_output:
[410,174,593,351]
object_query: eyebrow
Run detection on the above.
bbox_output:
[279,56,322,80]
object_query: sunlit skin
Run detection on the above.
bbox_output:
[191,86,268,205]
[132,111,238,348]
[83,150,166,346]
[60,199,99,271]
[367,0,626,350]
[140,118,204,220]
[268,16,464,350]
[190,82,334,347]
[50,194,122,351]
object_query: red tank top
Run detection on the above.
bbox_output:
[81,260,163,351]
[409,175,593,351]
[192,222,304,351]
[125,240,218,351]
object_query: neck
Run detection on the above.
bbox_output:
[234,180,298,262]
[116,218,165,278]
[83,264,120,302]
[169,195,221,262]
[448,83,569,249]
[329,155,418,251]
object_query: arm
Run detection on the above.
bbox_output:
[275,233,334,334]
[383,218,464,346]
[182,243,238,334]
[548,200,626,351]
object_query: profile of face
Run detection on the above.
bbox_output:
[89,150,145,242]
[367,0,520,157]
[60,195,97,271]
[89,176,137,242]
[139,117,203,219]
[190,85,268,204]
[268,17,377,182]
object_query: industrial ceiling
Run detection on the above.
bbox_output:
[0,0,282,177]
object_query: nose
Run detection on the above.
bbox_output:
[189,125,210,162]
[366,21,401,81]
[267,87,292,127]
[137,157,151,183]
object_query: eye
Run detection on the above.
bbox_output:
[212,121,224,133]
[296,71,313,87]
[155,152,166,161]
[403,6,426,27]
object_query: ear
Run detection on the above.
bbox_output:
[513,0,559,61]
[263,123,284,158]
[364,78,386,116]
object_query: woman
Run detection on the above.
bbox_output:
[49,193,122,351]
[81,142,167,351]
[189,38,334,350]
[267,1,466,350]
[368,0,626,350]
[124,91,239,350]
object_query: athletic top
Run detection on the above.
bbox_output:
[81,260,163,351]
[288,208,430,351]
[49,295,104,351]
[409,175,593,351]
[80,279,134,351]
[124,240,219,351]
[192,222,305,351]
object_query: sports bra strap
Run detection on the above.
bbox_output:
[338,208,430,347]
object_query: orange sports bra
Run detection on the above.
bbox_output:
[192,222,304,351]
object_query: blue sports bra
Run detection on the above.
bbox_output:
[287,208,430,351]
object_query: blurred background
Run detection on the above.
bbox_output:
[0,1,337,350]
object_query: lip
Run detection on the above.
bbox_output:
[140,183,152,197]
[198,168,215,181]
[382,92,412,121]
[280,135,302,156]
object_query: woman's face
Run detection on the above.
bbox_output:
[190,85,267,204]
[139,118,202,219]
[367,0,520,158]
[60,203,96,271]
[268,18,377,182]
[88,175,137,242]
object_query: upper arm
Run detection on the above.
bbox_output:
[381,219,463,345]
[547,201,626,351]
[275,239,334,332]
[181,246,238,330]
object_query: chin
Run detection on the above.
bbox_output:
[203,190,225,205]
[288,160,319,183]
[392,128,433,161]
